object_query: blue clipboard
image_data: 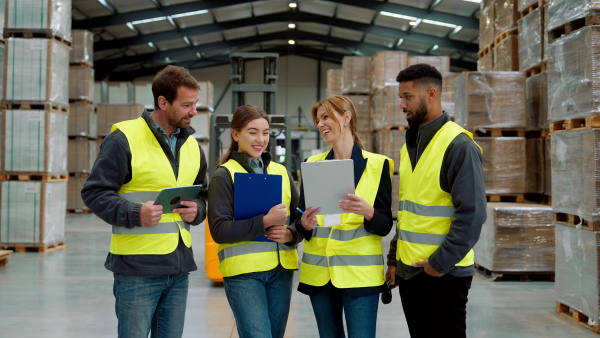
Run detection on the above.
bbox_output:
[234,173,282,242]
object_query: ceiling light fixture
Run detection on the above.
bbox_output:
[131,16,167,25]
[288,39,296,45]
[431,45,439,51]
[409,21,417,26]
[463,0,482,3]
[147,42,156,48]
[288,23,296,29]
[380,11,417,21]
[126,22,136,32]
[422,19,457,28]
[289,2,297,8]
[171,10,209,18]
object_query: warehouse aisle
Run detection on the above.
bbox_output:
[0,214,596,338]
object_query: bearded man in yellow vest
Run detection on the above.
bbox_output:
[81,65,207,338]
[385,64,487,338]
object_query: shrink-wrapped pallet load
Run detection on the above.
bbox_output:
[518,7,544,71]
[96,104,144,136]
[407,56,450,73]
[493,34,519,71]
[326,69,343,98]
[442,72,460,119]
[70,29,94,65]
[546,0,600,31]
[5,0,72,41]
[69,65,94,102]
[370,85,407,130]
[370,51,407,94]
[525,72,548,131]
[67,138,96,173]
[476,137,526,194]
[526,138,545,194]
[342,56,370,94]
[68,102,96,138]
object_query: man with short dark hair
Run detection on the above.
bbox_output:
[82,65,207,338]
[385,63,486,338]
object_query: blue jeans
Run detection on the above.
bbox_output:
[309,283,379,338]
[113,273,189,338]
[223,269,294,338]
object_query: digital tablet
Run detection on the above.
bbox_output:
[301,159,355,215]
[153,185,203,212]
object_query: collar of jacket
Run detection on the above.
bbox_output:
[324,142,366,188]
[407,112,450,151]
[141,109,197,140]
[229,151,273,174]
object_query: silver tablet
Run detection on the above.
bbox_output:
[301,159,355,215]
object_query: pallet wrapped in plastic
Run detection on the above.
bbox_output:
[0,42,4,101]
[0,181,66,246]
[68,102,96,138]
[551,129,600,221]
[374,129,405,173]
[70,29,94,65]
[454,72,526,129]
[342,56,370,94]
[2,109,67,174]
[495,0,519,34]
[525,72,548,131]
[442,73,459,119]
[555,224,600,323]
[371,51,407,93]
[526,138,545,194]
[493,35,519,71]
[518,7,543,71]
[326,69,343,98]
[547,0,600,31]
[67,175,88,211]
[545,137,552,196]
[476,137,526,194]
[357,131,373,152]
[69,65,94,102]
[107,82,133,104]
[407,56,450,73]
[475,202,554,272]
[370,85,407,130]
[67,138,96,173]
[133,81,153,108]
[547,26,600,121]
[346,95,370,126]
[479,3,495,49]
[4,38,70,106]
[478,51,493,71]
[5,0,71,41]
[96,104,144,136]
[197,80,214,109]
[518,0,542,11]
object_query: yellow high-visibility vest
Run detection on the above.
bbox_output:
[110,117,201,255]
[396,121,482,267]
[300,150,394,288]
[217,159,298,277]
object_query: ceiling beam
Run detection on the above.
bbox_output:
[72,0,252,30]
[107,58,231,81]
[331,0,478,30]
[94,11,477,53]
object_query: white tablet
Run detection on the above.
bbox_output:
[301,159,355,215]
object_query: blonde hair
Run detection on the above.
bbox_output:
[311,95,364,149]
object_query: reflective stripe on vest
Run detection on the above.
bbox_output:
[300,149,393,289]
[397,121,481,267]
[216,159,298,277]
[110,116,200,255]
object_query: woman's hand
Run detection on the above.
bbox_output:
[263,203,288,228]
[301,207,321,231]
[338,194,375,221]
[266,225,293,243]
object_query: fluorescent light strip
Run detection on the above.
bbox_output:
[380,11,417,21]
[131,16,167,25]
[171,10,209,18]
[422,19,457,28]
[463,0,481,3]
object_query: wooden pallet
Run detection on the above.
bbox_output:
[0,250,12,267]
[0,173,68,182]
[556,302,600,334]
[375,125,409,133]
[478,44,494,59]
[475,265,554,281]
[525,62,547,78]
[548,12,600,43]
[524,193,552,205]
[68,172,90,178]
[486,194,525,203]
[67,208,92,214]
[68,99,93,105]
[3,29,72,47]
[0,100,69,114]
[553,212,600,231]
[524,130,549,139]
[4,242,66,253]
[472,129,526,137]
[520,0,547,19]
[549,116,600,133]
[69,62,94,68]
[494,27,518,46]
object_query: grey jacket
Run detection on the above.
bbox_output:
[387,112,487,279]
[81,110,208,276]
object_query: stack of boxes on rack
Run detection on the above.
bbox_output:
[67,30,95,213]
[94,80,214,153]
[328,52,454,216]
[546,0,600,330]
[0,0,71,252]
[467,0,555,278]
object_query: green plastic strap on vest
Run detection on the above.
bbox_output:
[302,253,383,267]
[399,229,446,246]
[218,242,279,261]
[112,222,179,235]
[399,200,456,217]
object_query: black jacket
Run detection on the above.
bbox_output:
[81,110,208,276]
[387,112,487,279]
[296,143,394,296]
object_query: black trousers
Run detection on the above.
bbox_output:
[397,272,473,338]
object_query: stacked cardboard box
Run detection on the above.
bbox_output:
[442,73,460,119]
[370,51,408,94]
[407,56,450,73]
[326,69,343,98]
[96,104,145,136]
[342,56,370,94]
[0,0,71,249]
[476,137,527,194]
[475,203,554,272]
[518,7,544,72]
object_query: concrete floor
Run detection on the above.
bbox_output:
[0,214,597,338]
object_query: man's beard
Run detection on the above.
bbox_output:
[408,98,429,126]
